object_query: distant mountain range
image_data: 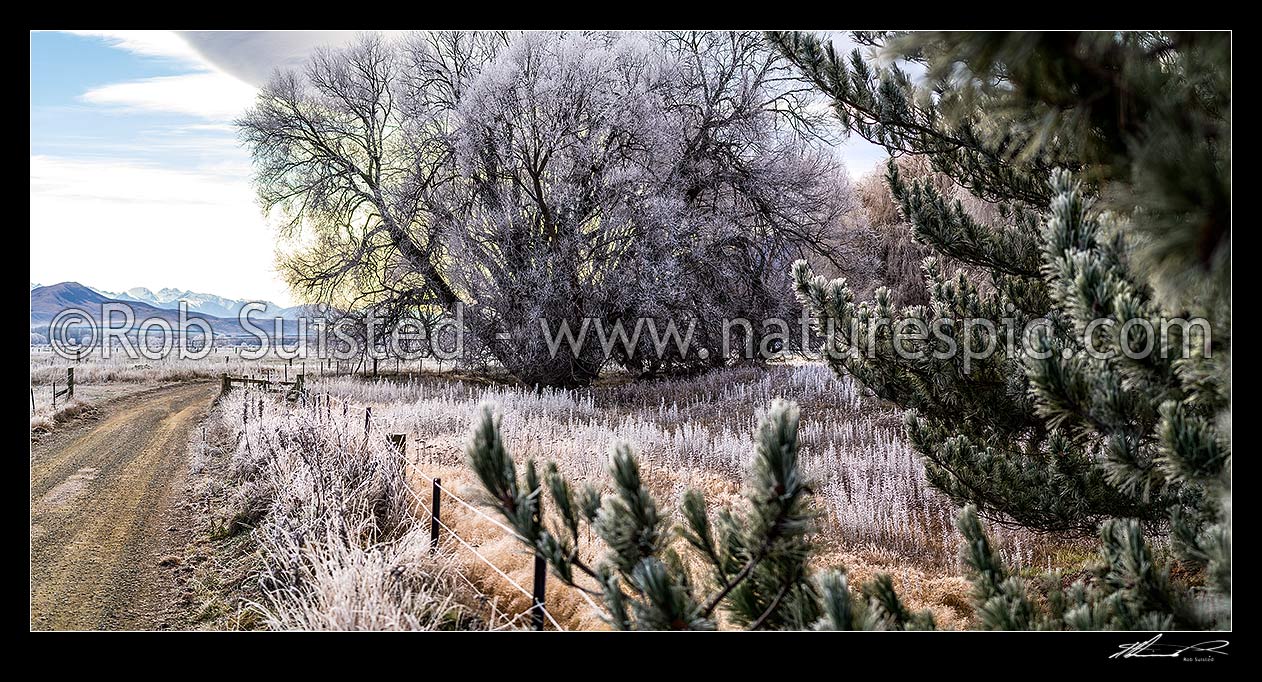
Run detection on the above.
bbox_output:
[89,285,303,320]
[30,282,310,341]
[30,281,302,319]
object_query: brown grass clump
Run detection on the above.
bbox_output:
[812,549,974,630]
[30,398,92,435]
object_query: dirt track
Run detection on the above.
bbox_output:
[30,382,217,630]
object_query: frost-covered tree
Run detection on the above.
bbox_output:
[240,31,858,387]
[772,31,1230,627]
[441,32,678,385]
[638,31,865,373]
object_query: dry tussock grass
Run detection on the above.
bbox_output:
[200,362,1085,630]
[197,389,507,630]
[419,465,976,629]
[319,363,1059,568]
[29,398,92,434]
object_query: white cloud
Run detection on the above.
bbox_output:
[81,71,258,121]
[56,31,259,121]
[32,33,287,302]
[64,30,207,66]
[29,155,290,305]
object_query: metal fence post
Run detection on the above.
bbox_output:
[430,477,442,552]
[531,496,547,631]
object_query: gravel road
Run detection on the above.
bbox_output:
[30,382,217,630]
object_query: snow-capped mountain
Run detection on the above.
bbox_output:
[88,285,301,319]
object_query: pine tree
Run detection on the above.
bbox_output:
[957,504,1209,630]
[467,397,1223,630]
[466,400,935,630]
[770,31,1229,627]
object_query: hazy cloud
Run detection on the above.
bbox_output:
[179,31,370,87]
[29,155,289,304]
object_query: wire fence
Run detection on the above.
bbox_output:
[30,368,76,415]
[230,378,595,631]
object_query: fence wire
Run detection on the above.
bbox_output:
[288,388,576,630]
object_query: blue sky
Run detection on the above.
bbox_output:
[30,31,887,307]
[30,31,292,304]
[31,38,239,168]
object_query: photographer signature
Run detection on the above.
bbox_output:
[1111,634,1229,660]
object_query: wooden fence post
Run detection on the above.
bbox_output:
[388,433,406,456]
[364,406,372,436]
[430,477,442,552]
[221,373,231,395]
[532,496,547,631]
[52,380,57,409]
[66,368,74,400]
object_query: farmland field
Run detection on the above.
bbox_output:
[159,358,1090,630]
[31,29,1228,638]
